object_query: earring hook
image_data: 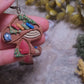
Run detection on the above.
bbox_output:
[10,0,21,15]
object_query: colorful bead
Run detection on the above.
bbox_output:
[10,26,17,34]
[12,24,20,30]
[21,24,30,30]
[19,40,30,54]
[23,15,27,19]
[10,27,21,34]
[18,15,23,20]
[34,46,38,49]
[16,23,24,30]
[27,19,36,24]
[14,48,24,57]
[26,23,34,29]
[4,33,12,42]
[23,20,27,23]
[18,14,37,24]
[26,17,36,24]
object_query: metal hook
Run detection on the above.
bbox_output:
[10,0,21,15]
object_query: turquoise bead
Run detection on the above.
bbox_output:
[21,24,30,30]
[18,15,23,20]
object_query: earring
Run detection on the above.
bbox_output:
[1,0,43,65]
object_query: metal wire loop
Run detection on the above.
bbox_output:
[10,0,21,15]
[17,7,21,14]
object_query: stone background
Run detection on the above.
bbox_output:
[0,0,83,84]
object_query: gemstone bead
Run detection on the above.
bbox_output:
[34,46,38,49]
[21,24,30,30]
[14,48,24,57]
[18,15,23,20]
[18,14,37,24]
[10,27,21,34]
[26,23,34,29]
[16,23,24,30]
[12,24,20,30]
[4,33,12,42]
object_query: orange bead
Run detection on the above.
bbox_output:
[16,23,24,30]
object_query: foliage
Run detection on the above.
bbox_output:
[25,0,84,26]
[74,34,84,60]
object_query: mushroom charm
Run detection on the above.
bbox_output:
[1,15,43,65]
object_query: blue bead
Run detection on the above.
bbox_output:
[4,33,12,42]
[26,23,34,29]
[34,46,38,49]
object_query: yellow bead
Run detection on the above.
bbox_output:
[16,23,24,30]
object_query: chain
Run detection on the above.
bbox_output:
[10,0,21,15]
[16,0,21,15]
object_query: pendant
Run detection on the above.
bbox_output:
[1,14,43,64]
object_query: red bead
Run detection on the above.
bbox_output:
[19,40,30,54]
[12,24,20,30]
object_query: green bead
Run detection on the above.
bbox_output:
[30,20,36,24]
[14,48,18,54]
[28,19,31,23]
[18,15,23,20]
[10,26,17,34]
[23,14,26,18]
[23,14,36,24]
[19,30,22,32]
[30,20,33,23]
[10,27,21,34]
[21,24,30,30]
[14,48,24,57]
[32,21,36,24]
[18,14,37,24]
[23,20,27,23]
[26,17,30,20]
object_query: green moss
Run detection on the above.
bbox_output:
[25,0,84,26]
[74,34,84,60]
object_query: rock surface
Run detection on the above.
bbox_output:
[0,0,83,84]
